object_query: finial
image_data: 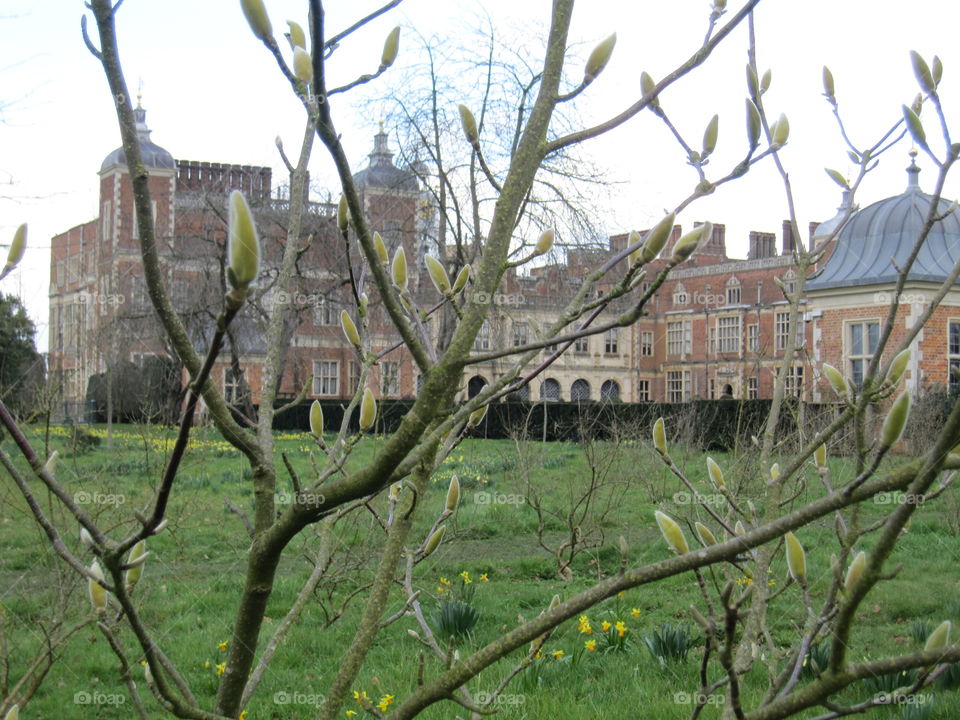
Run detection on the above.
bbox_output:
[906,148,921,191]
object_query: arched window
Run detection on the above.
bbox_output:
[600,380,621,401]
[571,379,591,402]
[467,375,487,399]
[726,275,741,305]
[540,378,561,401]
[511,383,530,401]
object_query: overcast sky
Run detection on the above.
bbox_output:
[3,0,960,351]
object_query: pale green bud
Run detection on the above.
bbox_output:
[746,99,761,148]
[459,105,479,145]
[467,404,488,428]
[844,551,865,592]
[671,222,711,263]
[826,168,849,189]
[373,231,389,264]
[293,46,313,83]
[43,450,59,476]
[391,245,408,290]
[734,520,746,537]
[309,399,324,436]
[445,475,460,512]
[341,310,361,347]
[886,348,911,387]
[80,527,95,549]
[240,0,273,41]
[640,213,676,263]
[285,20,306,50]
[695,522,718,547]
[337,194,349,233]
[770,463,781,482]
[423,525,445,556]
[584,33,616,83]
[641,71,658,107]
[911,50,936,94]
[389,482,401,501]
[652,417,667,456]
[746,64,759,98]
[534,228,555,256]
[815,443,827,470]
[380,27,400,69]
[228,191,260,289]
[932,55,943,86]
[125,540,147,591]
[452,264,470,294]
[769,113,790,148]
[628,230,643,265]
[902,105,927,147]
[924,620,952,652]
[88,559,107,614]
[706,456,725,488]
[784,532,806,583]
[655,510,689,554]
[359,388,377,432]
[760,69,772,93]
[822,66,835,99]
[702,114,719,157]
[549,593,561,611]
[4,224,26,273]
[821,363,849,398]
[881,391,911,448]
[425,254,451,294]
[4,705,19,720]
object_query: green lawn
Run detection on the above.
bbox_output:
[1,423,959,719]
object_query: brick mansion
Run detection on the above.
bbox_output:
[48,107,960,415]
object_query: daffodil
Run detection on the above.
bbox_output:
[615,621,627,637]
[376,695,395,712]
[218,640,229,652]
[601,620,612,632]
[480,573,489,582]
[551,650,565,660]
[215,662,226,676]
[585,640,597,651]
[631,608,640,618]
[460,570,472,584]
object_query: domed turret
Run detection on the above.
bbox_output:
[352,125,418,192]
[100,101,175,172]
[808,153,960,290]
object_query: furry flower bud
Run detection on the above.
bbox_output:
[380,27,400,69]
[309,399,324,436]
[423,525,445,557]
[293,46,313,83]
[88,560,107,614]
[639,213,676,263]
[706,456,725,488]
[3,224,26,274]
[285,20,306,50]
[822,66,835,100]
[815,443,827,470]
[911,50,936,94]
[534,228,555,256]
[392,246,408,290]
[702,114,719,157]
[337,194,349,233]
[821,363,849,398]
[881,392,911,448]
[925,620,952,653]
[359,388,377,432]
[695,522,718,547]
[671,222,711,263]
[240,0,273,41]
[844,551,865,592]
[228,191,260,290]
[886,348,911,387]
[373,231,389,263]
[467,404,488,428]
[784,532,806,583]
[584,33,616,83]
[746,99,761,148]
[652,417,667,456]
[425,254,451,294]
[459,105,479,145]
[341,310,361,347]
[452,265,470,294]
[655,510,689,555]
[124,540,147,591]
[445,475,460,512]
[902,105,927,147]
[769,113,790,148]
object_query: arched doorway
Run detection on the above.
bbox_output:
[467,375,488,399]
[540,378,560,401]
[571,379,591,402]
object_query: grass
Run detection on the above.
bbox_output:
[1,422,959,719]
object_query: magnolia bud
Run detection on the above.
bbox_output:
[380,26,400,69]
[337,194,349,233]
[80,527,95,549]
[445,475,460,512]
[760,69,772,93]
[227,191,260,290]
[467,404,488,428]
[706,456,725,488]
[88,559,107,614]
[584,33,616,82]
[932,55,943,86]
[549,593,561,611]
[392,246,408,290]
[619,535,629,557]
[459,105,479,145]
[372,231,389,264]
[655,510,689,554]
[359,388,377,432]
[746,99,761,148]
[43,450,59,476]
[671,222,711,263]
[425,254,451,294]
[695,522,718,547]
[785,532,806,583]
[359,292,369,315]
[341,310,361,347]
[844,550,865,592]
[769,113,790,148]
[902,105,927,147]
[886,348,911,386]
[153,518,168,534]
[452,264,470,294]
[822,66,835,99]
[641,71,658,107]
[144,662,154,685]
[125,540,147,591]
[652,417,667,456]
[534,228,555,256]
[293,46,313,83]
[309,399,324,436]
[702,114,719,157]
[4,705,19,720]
[240,0,273,41]
[285,20,306,50]
[407,629,420,640]
[770,463,781,482]
[4,224,26,273]
[815,443,827,470]
[821,363,849,398]
[826,168,849,189]
[627,230,643,265]
[911,50,936,94]
[881,392,911,448]
[639,213,676,263]
[924,620,952,652]
[734,520,746,537]
[746,64,759,98]
[423,525,445,557]
[389,482,401,501]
